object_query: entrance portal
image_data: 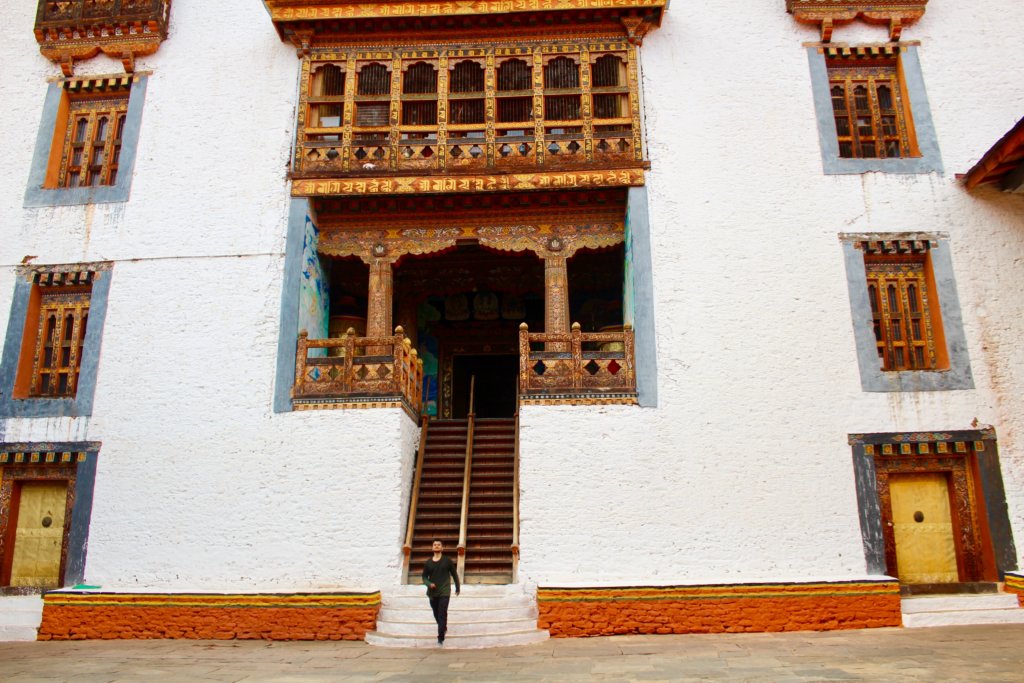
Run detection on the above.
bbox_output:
[453,354,519,418]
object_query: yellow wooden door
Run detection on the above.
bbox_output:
[9,482,68,588]
[890,473,959,584]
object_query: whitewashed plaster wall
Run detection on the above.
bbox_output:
[518,1,1024,586]
[0,0,417,592]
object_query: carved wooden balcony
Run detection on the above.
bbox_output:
[34,0,172,75]
[290,42,649,198]
[518,322,637,406]
[293,327,424,416]
[786,0,928,41]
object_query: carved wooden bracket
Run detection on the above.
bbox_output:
[785,0,927,42]
[621,16,655,46]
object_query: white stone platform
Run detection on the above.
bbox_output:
[901,592,1024,628]
[0,596,43,642]
[366,584,549,649]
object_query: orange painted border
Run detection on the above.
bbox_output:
[38,592,380,641]
[537,581,902,637]
[1005,574,1024,607]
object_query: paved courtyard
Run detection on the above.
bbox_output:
[1,625,1023,682]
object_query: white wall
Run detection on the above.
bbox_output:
[1,0,1022,592]
[518,1,1024,586]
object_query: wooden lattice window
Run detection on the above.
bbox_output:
[401,61,438,127]
[58,96,128,188]
[828,56,915,160]
[865,253,938,371]
[27,284,92,398]
[543,56,581,121]
[449,61,485,126]
[308,63,345,140]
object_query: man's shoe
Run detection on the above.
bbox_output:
[437,638,444,646]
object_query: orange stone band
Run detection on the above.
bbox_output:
[537,581,902,636]
[38,592,381,641]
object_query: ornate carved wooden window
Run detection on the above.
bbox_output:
[25,274,94,398]
[864,251,938,371]
[828,55,915,160]
[57,95,129,188]
[294,42,643,175]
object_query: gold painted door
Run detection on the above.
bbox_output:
[890,473,959,584]
[9,482,68,588]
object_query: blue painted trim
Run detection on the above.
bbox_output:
[626,187,658,408]
[24,76,148,207]
[65,449,99,586]
[273,199,312,413]
[0,269,112,418]
[807,46,943,175]
[842,239,973,392]
[850,445,887,575]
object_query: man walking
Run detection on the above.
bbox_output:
[422,539,460,646]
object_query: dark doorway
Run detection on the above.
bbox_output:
[452,354,518,418]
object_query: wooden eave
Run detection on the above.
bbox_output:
[263,0,665,48]
[786,0,928,42]
[33,0,172,76]
[962,117,1024,193]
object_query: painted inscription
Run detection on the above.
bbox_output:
[292,169,644,196]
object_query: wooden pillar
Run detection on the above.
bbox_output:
[544,255,570,351]
[367,257,394,354]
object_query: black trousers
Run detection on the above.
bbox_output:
[429,595,450,640]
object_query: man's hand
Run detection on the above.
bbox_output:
[429,583,436,589]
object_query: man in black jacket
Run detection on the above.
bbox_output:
[422,539,460,645]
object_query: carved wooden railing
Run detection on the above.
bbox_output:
[402,415,430,576]
[518,322,637,403]
[293,326,423,414]
[456,376,475,583]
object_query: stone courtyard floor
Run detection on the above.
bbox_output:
[1,624,1024,682]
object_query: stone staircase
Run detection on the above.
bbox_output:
[0,595,44,641]
[902,592,1024,627]
[366,584,549,649]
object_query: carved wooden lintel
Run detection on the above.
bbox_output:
[34,1,171,75]
[786,0,927,42]
[318,223,625,264]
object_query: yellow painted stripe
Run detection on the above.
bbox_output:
[538,583,898,603]
[44,593,381,608]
